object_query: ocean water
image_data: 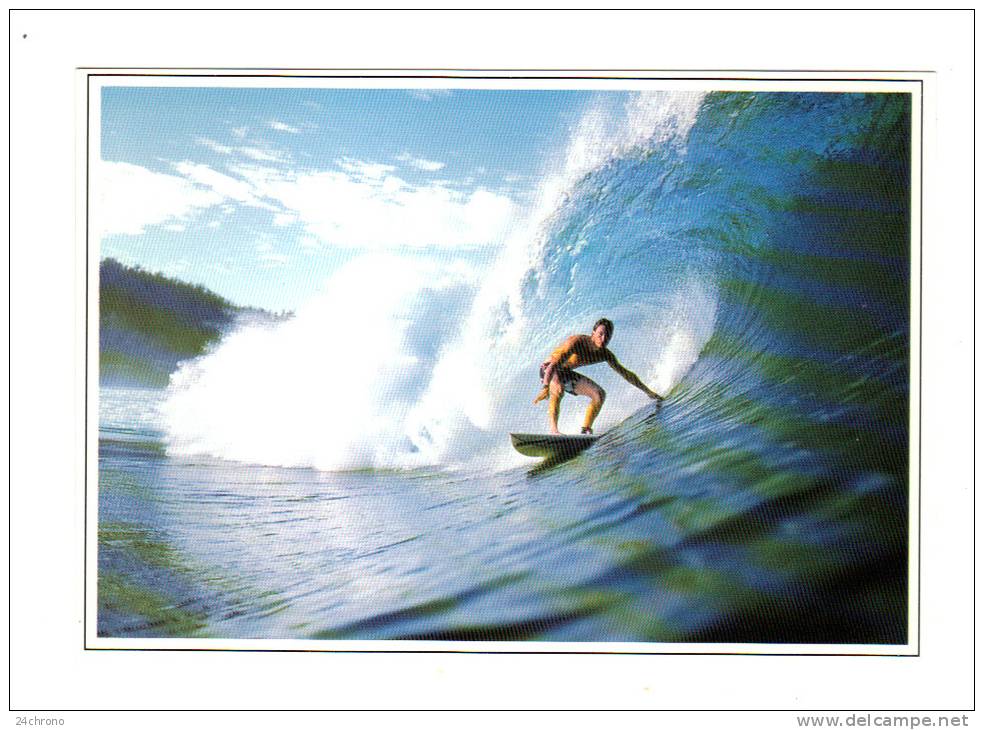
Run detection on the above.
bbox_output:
[98,91,911,644]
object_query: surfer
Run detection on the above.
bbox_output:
[534,318,663,435]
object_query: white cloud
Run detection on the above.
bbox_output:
[273,212,298,227]
[197,137,289,164]
[232,126,248,139]
[92,160,224,238]
[169,161,283,216]
[225,163,279,189]
[250,159,517,251]
[396,152,445,172]
[173,161,260,205]
[270,120,300,134]
[408,89,453,102]
[239,146,289,164]
[95,153,518,255]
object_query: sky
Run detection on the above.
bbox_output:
[96,86,613,312]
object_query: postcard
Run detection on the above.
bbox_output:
[83,72,922,657]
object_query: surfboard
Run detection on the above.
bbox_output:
[509,432,599,460]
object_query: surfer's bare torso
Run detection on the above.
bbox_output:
[547,334,617,370]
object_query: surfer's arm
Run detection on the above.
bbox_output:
[542,336,578,384]
[608,357,663,400]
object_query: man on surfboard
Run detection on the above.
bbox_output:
[534,318,663,435]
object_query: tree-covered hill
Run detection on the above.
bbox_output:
[100,258,280,387]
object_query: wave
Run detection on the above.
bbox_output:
[161,90,910,496]
[161,91,711,470]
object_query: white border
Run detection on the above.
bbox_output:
[83,76,101,663]
[81,70,923,657]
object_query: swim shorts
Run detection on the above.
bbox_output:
[539,363,583,395]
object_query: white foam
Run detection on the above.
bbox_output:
[644,280,719,397]
[161,255,478,470]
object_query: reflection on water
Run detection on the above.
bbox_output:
[99,383,905,644]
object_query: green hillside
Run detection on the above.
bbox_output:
[100,259,274,387]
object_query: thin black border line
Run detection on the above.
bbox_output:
[82,70,924,659]
[918,78,923,665]
[87,72,924,83]
[84,74,90,655]
[7,8,11,715]
[86,68,937,73]
[8,6,976,12]
[82,647,915,657]
[82,67,935,73]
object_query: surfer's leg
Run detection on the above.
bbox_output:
[534,362,552,404]
[548,378,564,434]
[573,376,606,431]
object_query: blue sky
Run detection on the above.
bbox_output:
[97,86,613,311]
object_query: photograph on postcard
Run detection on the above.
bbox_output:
[86,76,917,649]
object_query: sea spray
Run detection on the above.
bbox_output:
[406,91,713,464]
[161,256,478,470]
[162,90,717,470]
